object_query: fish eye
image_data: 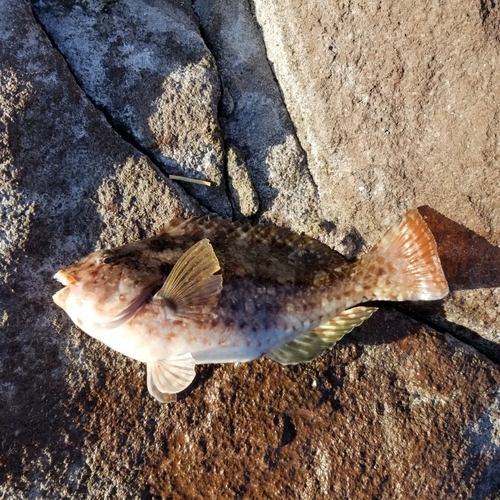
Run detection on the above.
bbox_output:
[99,251,116,265]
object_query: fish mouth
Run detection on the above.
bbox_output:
[53,269,77,310]
[54,269,77,286]
[53,285,70,310]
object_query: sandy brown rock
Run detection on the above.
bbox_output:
[1,0,500,499]
[22,310,500,499]
[252,0,500,245]
[252,0,500,350]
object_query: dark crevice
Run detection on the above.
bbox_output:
[190,2,240,221]
[246,0,323,210]
[479,0,496,24]
[28,2,215,215]
[211,60,237,218]
[190,2,235,217]
[221,148,237,220]
[89,103,218,216]
[394,304,500,366]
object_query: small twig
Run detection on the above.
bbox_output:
[169,175,211,187]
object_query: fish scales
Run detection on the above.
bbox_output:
[53,209,449,402]
[103,221,349,360]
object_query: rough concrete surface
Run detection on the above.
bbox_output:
[1,0,499,498]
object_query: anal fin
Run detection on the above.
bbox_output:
[266,306,378,365]
[146,353,196,403]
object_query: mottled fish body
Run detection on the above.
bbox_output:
[53,210,448,402]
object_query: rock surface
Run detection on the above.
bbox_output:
[30,0,232,216]
[1,0,499,498]
[193,0,324,234]
[251,0,500,359]
[252,0,500,244]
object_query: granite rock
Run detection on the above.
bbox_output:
[30,0,232,216]
[1,0,500,498]
[251,0,500,354]
[193,0,324,235]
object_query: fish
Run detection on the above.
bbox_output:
[53,209,449,402]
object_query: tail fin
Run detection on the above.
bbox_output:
[354,209,449,302]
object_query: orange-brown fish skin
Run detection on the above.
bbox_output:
[55,225,350,363]
[53,210,449,399]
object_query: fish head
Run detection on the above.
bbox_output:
[53,242,166,334]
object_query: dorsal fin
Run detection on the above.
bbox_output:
[162,216,345,266]
[266,306,378,365]
[154,238,222,320]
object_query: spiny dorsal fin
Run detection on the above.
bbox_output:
[162,216,345,266]
[266,306,378,365]
[147,353,196,402]
[154,238,222,320]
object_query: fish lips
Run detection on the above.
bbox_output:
[54,269,77,286]
[53,270,75,310]
[52,284,70,311]
[53,270,156,331]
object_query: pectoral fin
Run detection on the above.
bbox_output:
[154,238,223,320]
[266,306,378,365]
[146,353,196,402]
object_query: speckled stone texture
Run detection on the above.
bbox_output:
[1,0,499,498]
[30,0,232,216]
[250,0,500,357]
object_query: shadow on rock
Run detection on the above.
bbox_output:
[418,205,500,291]
[407,206,500,363]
